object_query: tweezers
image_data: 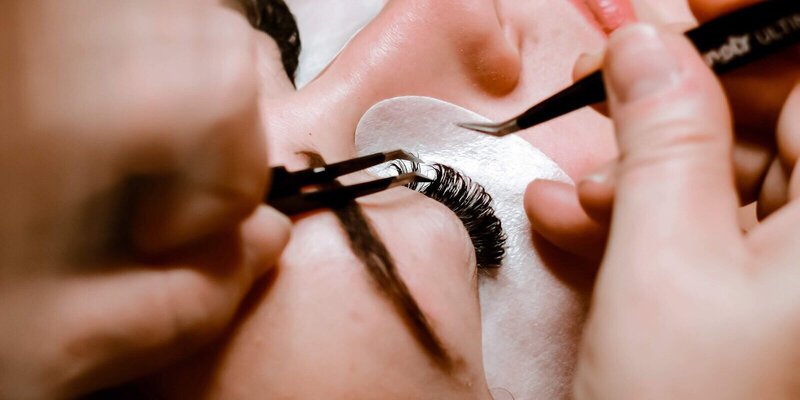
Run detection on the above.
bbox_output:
[266,150,432,215]
[459,0,800,136]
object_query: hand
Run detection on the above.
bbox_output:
[0,1,290,398]
[525,0,800,260]
[573,24,800,398]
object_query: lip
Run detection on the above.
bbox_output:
[569,0,637,34]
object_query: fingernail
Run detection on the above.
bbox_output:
[581,173,608,185]
[606,23,682,104]
[264,205,293,231]
[573,49,605,81]
[577,49,605,65]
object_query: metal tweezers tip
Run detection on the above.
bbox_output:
[384,149,423,164]
[390,171,433,188]
[457,119,520,137]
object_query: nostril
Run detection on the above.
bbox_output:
[455,0,522,97]
[459,27,522,97]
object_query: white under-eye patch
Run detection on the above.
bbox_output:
[286,0,385,88]
[355,96,575,397]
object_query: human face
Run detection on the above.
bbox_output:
[145,0,692,398]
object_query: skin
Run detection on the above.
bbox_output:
[0,1,290,398]
[12,0,792,398]
[527,0,800,261]
[143,0,692,399]
[575,22,800,399]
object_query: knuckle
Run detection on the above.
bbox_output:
[44,312,111,397]
[619,117,730,181]
[152,269,234,348]
[125,6,259,154]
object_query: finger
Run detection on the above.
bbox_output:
[5,1,270,254]
[733,136,775,204]
[777,84,800,179]
[572,24,696,117]
[132,99,268,254]
[603,24,742,257]
[577,160,616,224]
[755,85,800,216]
[525,179,608,260]
[722,54,800,134]
[779,85,800,203]
[113,5,269,254]
[572,23,697,84]
[748,181,800,258]
[689,0,764,22]
[756,157,789,220]
[56,206,291,396]
[574,147,770,228]
[574,51,605,82]
[791,159,800,201]
[574,51,609,116]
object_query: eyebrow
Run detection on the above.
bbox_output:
[301,151,454,372]
[240,0,301,85]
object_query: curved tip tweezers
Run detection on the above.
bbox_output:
[457,120,521,137]
[266,150,431,215]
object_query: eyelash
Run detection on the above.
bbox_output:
[242,0,301,85]
[392,162,507,269]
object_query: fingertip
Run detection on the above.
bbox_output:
[756,158,789,220]
[577,162,616,224]
[525,179,608,260]
[790,160,800,201]
[777,84,800,169]
[573,51,611,116]
[573,50,605,82]
[242,206,292,276]
[525,179,565,224]
[733,139,776,205]
[133,183,259,254]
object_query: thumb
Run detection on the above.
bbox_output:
[603,24,741,258]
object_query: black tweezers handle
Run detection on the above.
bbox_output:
[265,150,429,215]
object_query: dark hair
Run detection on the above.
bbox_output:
[240,0,302,85]
[301,151,454,371]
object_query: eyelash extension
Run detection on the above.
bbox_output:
[393,162,507,269]
[240,0,302,85]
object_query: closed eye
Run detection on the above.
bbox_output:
[393,161,507,270]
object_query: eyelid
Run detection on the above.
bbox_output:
[391,161,507,270]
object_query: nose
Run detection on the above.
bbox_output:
[422,0,522,96]
[344,0,522,99]
[444,0,522,95]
